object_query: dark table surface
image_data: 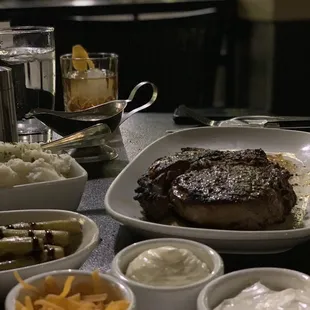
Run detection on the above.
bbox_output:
[78,112,310,276]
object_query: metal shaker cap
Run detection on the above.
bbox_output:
[0,66,13,90]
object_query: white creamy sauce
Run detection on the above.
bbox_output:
[214,282,310,310]
[125,246,210,286]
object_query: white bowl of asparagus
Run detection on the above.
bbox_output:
[0,209,99,297]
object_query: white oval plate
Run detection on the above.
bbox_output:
[105,127,310,254]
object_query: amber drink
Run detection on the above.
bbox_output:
[61,48,118,112]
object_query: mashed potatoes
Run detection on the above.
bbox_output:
[0,142,72,187]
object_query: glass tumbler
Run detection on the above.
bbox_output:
[60,53,118,112]
[0,26,55,142]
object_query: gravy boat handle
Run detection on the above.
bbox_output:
[121,81,158,124]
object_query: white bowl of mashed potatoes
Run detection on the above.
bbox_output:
[0,142,87,211]
[111,238,224,310]
[197,267,310,310]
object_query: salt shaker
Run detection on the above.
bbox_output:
[0,66,18,142]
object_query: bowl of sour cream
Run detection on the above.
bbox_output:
[111,238,224,310]
[197,267,310,310]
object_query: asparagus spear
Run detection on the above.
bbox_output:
[0,258,36,271]
[0,229,69,247]
[0,237,43,257]
[42,245,65,261]
[1,219,81,233]
[0,245,65,271]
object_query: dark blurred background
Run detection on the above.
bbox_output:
[1,0,310,116]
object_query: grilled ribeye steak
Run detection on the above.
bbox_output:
[134,148,297,229]
[170,164,296,230]
[147,147,208,180]
[134,148,211,221]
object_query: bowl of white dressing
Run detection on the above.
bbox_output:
[111,238,224,310]
[197,267,310,310]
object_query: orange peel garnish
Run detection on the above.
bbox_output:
[72,44,95,71]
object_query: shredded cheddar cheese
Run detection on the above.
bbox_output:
[13,271,130,310]
[13,272,40,294]
[15,300,24,310]
[105,301,130,310]
[44,276,61,295]
[24,296,34,310]
[92,269,104,295]
[59,276,75,298]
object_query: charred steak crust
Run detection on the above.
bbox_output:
[170,164,296,230]
[135,147,211,221]
[171,164,290,204]
[147,147,209,179]
[134,148,297,229]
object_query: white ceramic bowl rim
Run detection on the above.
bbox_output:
[197,267,310,309]
[112,238,224,291]
[5,269,135,310]
[0,209,99,276]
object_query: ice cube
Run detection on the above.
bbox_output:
[67,70,108,108]
[68,68,106,79]
[65,68,116,111]
[86,68,106,79]
[68,70,87,79]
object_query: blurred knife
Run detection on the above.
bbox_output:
[233,115,310,128]
[180,106,310,128]
[178,106,310,129]
[178,105,248,126]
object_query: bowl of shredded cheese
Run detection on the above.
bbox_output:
[5,269,135,310]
